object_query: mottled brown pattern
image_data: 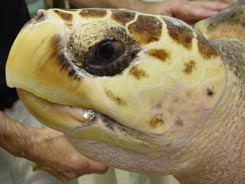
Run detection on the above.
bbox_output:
[147,49,169,62]
[128,15,162,44]
[164,19,193,50]
[105,89,126,106]
[79,9,107,18]
[129,66,149,80]
[197,35,218,59]
[111,10,136,25]
[183,60,196,74]
[54,10,73,22]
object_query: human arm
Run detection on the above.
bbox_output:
[68,0,229,24]
[0,111,108,181]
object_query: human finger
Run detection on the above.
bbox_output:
[86,159,109,173]
[190,1,229,11]
[171,0,230,23]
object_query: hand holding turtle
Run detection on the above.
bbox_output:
[0,112,108,181]
[28,127,108,181]
[164,0,230,24]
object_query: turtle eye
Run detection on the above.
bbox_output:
[83,40,128,76]
[67,22,140,77]
[86,40,125,67]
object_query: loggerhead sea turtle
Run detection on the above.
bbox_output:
[6,2,244,184]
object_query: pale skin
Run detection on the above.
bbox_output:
[0,111,108,181]
[69,0,230,24]
[173,79,245,184]
[174,107,245,184]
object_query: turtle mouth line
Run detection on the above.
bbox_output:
[16,88,144,138]
[66,108,161,155]
[78,109,148,140]
[17,89,161,155]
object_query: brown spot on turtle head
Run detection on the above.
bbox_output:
[54,10,73,22]
[206,88,215,97]
[164,19,193,50]
[105,89,126,106]
[197,35,218,59]
[183,60,196,74]
[129,66,149,80]
[111,10,136,25]
[147,49,170,62]
[128,15,162,44]
[79,9,107,18]
[149,115,164,128]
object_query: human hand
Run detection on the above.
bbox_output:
[27,127,108,181]
[194,0,237,3]
[138,0,229,24]
[163,0,229,24]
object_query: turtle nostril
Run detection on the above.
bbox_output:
[32,9,46,22]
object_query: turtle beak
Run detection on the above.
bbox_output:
[5,13,94,132]
[17,89,88,131]
[6,16,87,131]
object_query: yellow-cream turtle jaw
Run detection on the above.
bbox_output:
[6,8,227,174]
[17,88,161,154]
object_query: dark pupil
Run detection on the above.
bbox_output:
[96,42,115,60]
[86,40,124,66]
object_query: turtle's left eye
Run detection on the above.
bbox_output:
[67,22,140,77]
[83,39,135,76]
[86,40,125,67]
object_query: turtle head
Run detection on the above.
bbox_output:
[6,9,226,174]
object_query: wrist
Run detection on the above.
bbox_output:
[24,127,64,162]
[16,126,38,159]
[0,112,36,158]
[22,127,47,161]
